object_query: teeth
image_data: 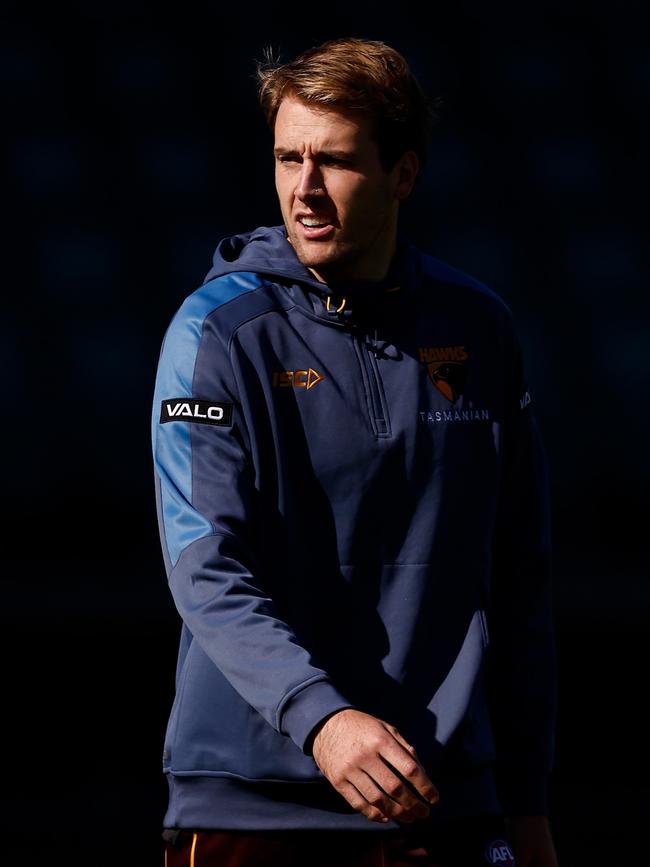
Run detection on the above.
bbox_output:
[300,218,326,227]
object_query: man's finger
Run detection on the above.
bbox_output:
[369,762,431,819]
[350,771,405,821]
[337,780,390,824]
[386,724,420,758]
[349,769,423,823]
[379,740,440,805]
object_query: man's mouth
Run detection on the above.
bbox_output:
[300,217,328,227]
[296,216,335,239]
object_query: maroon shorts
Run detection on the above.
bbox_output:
[162,815,515,867]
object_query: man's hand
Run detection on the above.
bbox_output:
[505,815,559,867]
[311,708,439,824]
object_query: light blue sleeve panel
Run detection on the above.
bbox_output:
[151,274,261,567]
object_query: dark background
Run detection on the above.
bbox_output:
[3,2,648,864]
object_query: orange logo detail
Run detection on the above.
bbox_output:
[418,346,468,402]
[272,368,325,390]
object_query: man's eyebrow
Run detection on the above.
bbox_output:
[320,149,355,160]
[273,146,355,159]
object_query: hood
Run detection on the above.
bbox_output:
[203,224,418,325]
[204,225,326,292]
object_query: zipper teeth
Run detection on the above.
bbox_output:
[355,330,390,436]
[351,334,376,436]
[362,336,382,421]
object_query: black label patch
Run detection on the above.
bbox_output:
[160,398,233,426]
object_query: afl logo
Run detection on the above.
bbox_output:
[485,839,516,865]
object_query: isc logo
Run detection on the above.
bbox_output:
[484,840,515,865]
[272,368,324,390]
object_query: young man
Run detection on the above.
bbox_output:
[152,38,559,867]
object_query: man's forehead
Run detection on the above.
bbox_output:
[274,97,372,148]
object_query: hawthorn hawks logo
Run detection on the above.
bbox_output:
[418,346,468,402]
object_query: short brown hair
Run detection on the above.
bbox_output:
[256,38,438,174]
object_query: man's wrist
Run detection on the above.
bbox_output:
[307,707,352,755]
[280,682,354,755]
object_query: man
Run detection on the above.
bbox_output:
[152,37,559,867]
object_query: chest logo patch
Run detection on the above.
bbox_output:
[272,368,324,390]
[418,346,468,402]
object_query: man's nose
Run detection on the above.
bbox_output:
[295,161,325,200]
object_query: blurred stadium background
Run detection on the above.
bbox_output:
[3,2,648,863]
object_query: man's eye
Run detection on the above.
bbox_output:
[278,155,300,163]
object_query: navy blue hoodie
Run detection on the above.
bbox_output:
[151,225,556,831]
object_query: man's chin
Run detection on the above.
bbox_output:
[291,239,352,277]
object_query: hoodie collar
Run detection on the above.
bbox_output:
[204,224,417,325]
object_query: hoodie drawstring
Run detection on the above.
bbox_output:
[325,295,382,357]
[326,295,347,315]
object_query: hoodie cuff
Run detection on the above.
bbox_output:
[281,681,354,755]
[496,770,550,816]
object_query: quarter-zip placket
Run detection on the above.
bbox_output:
[352,324,392,438]
[325,292,392,439]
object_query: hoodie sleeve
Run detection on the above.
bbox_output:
[485,319,558,816]
[151,278,353,754]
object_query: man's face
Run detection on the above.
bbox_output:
[274,96,416,284]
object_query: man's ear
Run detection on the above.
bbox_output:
[394,150,419,201]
